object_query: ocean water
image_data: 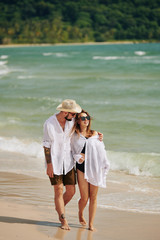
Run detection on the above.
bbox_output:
[0,43,160,214]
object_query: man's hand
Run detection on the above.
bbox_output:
[98,132,103,141]
[47,163,54,178]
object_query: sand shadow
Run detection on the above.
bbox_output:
[0,216,80,229]
[0,216,60,227]
[0,216,95,239]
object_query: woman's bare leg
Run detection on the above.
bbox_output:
[88,184,98,231]
[77,169,89,225]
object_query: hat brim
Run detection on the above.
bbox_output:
[56,104,82,113]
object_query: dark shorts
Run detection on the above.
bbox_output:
[49,168,76,186]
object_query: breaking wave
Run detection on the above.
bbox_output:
[0,137,159,177]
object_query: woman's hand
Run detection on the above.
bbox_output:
[79,153,85,163]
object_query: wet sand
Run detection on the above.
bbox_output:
[0,172,160,240]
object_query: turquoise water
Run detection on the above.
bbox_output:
[0,43,160,214]
[0,43,160,177]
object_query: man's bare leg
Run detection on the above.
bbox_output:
[54,184,70,230]
[63,185,75,205]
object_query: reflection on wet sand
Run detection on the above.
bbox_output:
[53,227,68,239]
[76,227,93,240]
[53,226,93,240]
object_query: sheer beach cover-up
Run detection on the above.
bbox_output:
[71,133,110,188]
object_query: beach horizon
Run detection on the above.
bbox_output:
[0,40,156,48]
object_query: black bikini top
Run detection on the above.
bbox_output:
[81,137,88,154]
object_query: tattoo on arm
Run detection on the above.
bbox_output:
[44,147,51,164]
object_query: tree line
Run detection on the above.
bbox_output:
[0,0,160,44]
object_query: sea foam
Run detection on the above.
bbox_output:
[42,52,68,57]
[0,61,10,76]
[0,55,8,59]
[93,56,125,60]
[108,150,160,177]
[134,51,146,56]
[0,137,43,159]
[0,136,159,177]
[0,61,8,65]
[43,52,53,56]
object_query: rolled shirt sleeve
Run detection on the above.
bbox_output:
[43,121,52,148]
[73,153,83,164]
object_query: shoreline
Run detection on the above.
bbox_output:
[0,171,160,239]
[0,40,158,48]
[0,170,160,216]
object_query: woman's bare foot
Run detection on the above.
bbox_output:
[88,225,96,231]
[79,212,87,226]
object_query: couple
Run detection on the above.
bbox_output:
[43,99,110,231]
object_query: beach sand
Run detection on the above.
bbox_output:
[0,40,150,48]
[0,172,160,240]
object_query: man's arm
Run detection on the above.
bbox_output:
[44,147,54,178]
[98,132,103,141]
[44,147,51,164]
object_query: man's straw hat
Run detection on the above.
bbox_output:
[56,99,82,113]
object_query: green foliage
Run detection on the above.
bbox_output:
[0,0,160,44]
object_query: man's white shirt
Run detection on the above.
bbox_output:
[43,114,74,175]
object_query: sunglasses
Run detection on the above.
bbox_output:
[80,116,90,121]
[68,112,76,116]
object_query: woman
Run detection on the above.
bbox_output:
[71,110,110,231]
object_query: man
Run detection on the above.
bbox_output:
[43,99,82,230]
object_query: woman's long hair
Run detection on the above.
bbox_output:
[71,109,94,137]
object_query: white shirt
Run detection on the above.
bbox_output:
[71,133,110,188]
[43,114,74,175]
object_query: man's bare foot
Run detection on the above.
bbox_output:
[59,214,70,230]
[79,212,87,226]
[61,219,70,230]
